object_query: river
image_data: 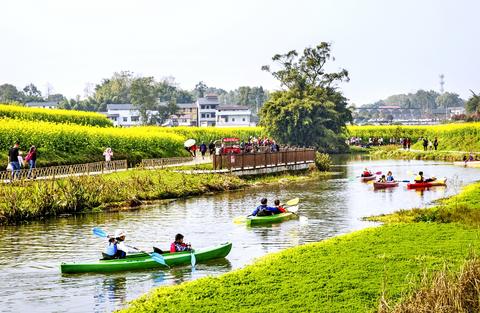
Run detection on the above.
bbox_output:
[0,156,479,313]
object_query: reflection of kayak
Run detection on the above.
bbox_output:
[60,242,232,274]
[407,178,447,189]
[246,211,297,226]
[361,175,376,182]
[453,161,480,168]
[373,181,399,189]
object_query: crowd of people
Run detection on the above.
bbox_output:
[347,136,441,151]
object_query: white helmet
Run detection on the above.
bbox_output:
[114,229,126,238]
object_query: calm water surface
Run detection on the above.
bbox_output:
[0,156,479,313]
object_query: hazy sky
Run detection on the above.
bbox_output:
[1,0,479,104]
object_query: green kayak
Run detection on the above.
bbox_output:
[246,212,297,226]
[61,242,232,274]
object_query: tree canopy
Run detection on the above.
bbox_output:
[260,42,352,152]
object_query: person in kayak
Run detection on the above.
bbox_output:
[170,233,192,253]
[251,198,282,216]
[414,171,435,183]
[361,168,372,177]
[274,199,287,213]
[386,171,395,182]
[378,175,387,183]
[104,229,129,259]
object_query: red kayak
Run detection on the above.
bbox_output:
[373,181,399,189]
[361,175,376,182]
[407,178,447,189]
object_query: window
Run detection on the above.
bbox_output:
[242,118,245,122]
[225,117,229,122]
[206,114,210,118]
[189,108,192,112]
[211,112,216,118]
[131,116,139,122]
[123,117,128,122]
[232,118,235,122]
[201,105,205,109]
[201,113,205,118]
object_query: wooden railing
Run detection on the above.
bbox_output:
[212,148,315,170]
[0,160,127,181]
[140,157,194,168]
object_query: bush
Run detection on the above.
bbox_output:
[0,103,112,127]
[314,152,331,171]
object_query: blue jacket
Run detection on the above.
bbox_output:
[251,204,282,216]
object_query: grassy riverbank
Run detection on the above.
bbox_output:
[0,168,325,225]
[368,145,466,161]
[120,183,480,313]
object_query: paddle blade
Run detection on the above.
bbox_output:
[286,198,300,206]
[233,216,247,224]
[375,171,382,175]
[191,251,196,268]
[151,252,169,268]
[288,205,299,214]
[92,227,108,238]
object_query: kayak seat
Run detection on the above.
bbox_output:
[153,247,166,254]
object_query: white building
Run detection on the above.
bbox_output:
[216,104,252,127]
[196,94,219,126]
[25,101,59,109]
[450,106,466,116]
[106,104,158,127]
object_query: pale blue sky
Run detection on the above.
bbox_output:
[1,0,478,105]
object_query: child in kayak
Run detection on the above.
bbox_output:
[170,233,192,253]
[361,168,372,177]
[378,175,386,183]
[251,198,282,216]
[274,199,287,213]
[104,229,129,259]
[386,171,395,182]
[414,171,435,183]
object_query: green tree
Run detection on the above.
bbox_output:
[260,42,352,152]
[435,92,464,108]
[22,83,43,102]
[94,71,134,104]
[466,91,480,114]
[130,76,158,124]
[194,81,208,98]
[0,84,23,103]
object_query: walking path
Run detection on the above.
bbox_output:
[1,156,212,184]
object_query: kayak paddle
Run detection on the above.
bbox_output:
[191,250,196,268]
[287,205,299,214]
[92,227,109,238]
[285,198,299,206]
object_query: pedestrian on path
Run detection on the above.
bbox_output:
[208,141,215,156]
[103,148,113,162]
[199,142,207,160]
[433,137,438,150]
[190,144,197,157]
[422,138,428,151]
[8,141,22,180]
[407,138,411,150]
[25,145,37,179]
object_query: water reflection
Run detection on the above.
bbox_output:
[0,157,479,313]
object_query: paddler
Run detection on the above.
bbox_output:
[414,171,435,183]
[274,199,287,213]
[361,168,372,177]
[170,233,192,253]
[386,171,395,182]
[104,229,129,259]
[378,175,386,183]
[251,198,282,216]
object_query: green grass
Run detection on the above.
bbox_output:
[0,169,246,224]
[368,145,466,161]
[121,223,479,313]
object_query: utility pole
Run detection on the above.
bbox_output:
[440,74,447,120]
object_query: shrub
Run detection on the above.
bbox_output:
[314,152,331,171]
